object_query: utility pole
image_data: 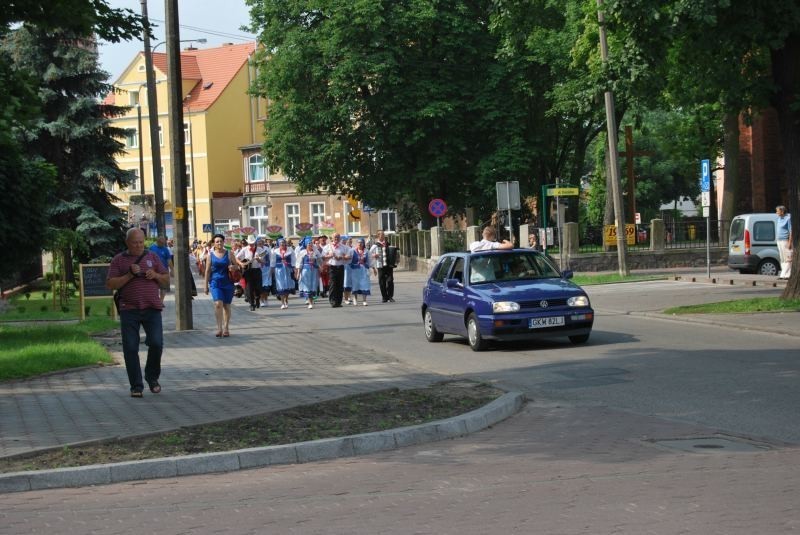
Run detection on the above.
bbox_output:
[165,0,193,329]
[596,0,629,276]
[141,0,166,238]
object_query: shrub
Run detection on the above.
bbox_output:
[40,305,47,312]
[17,306,25,313]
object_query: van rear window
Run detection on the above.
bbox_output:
[753,221,775,242]
[730,219,744,241]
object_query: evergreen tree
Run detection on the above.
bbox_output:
[3,26,135,278]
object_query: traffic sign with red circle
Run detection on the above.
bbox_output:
[428,198,447,218]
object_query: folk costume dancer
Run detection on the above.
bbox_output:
[237,235,266,311]
[272,239,295,309]
[369,229,394,303]
[323,233,351,307]
[317,235,330,298]
[346,238,372,306]
[257,238,273,307]
[296,241,321,309]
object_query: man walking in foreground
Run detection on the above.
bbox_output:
[106,228,170,397]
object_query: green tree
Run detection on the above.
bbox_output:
[602,0,800,297]
[4,26,135,279]
[0,1,142,281]
[248,0,551,228]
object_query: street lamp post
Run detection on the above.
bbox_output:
[140,0,206,239]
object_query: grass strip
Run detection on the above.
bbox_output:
[572,274,666,285]
[0,381,503,473]
[0,318,117,381]
[664,297,800,315]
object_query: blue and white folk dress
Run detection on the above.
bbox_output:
[272,248,295,296]
[345,248,371,296]
[296,250,320,298]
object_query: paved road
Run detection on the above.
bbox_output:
[2,268,799,534]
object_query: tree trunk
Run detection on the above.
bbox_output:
[771,33,800,299]
[720,112,739,234]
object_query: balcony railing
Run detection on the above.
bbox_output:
[244,181,269,194]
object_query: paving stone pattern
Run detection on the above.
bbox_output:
[0,288,442,458]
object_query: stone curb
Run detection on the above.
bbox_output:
[0,392,525,494]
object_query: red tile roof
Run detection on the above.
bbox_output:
[151,42,256,112]
[104,42,256,110]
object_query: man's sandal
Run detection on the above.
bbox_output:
[147,380,161,394]
[131,390,143,398]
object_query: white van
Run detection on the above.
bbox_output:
[727,213,781,275]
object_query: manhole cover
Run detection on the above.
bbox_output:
[651,437,769,453]
[192,385,255,392]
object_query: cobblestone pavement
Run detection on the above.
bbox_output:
[0,279,442,458]
[1,402,797,534]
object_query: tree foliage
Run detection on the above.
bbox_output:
[3,26,136,278]
[0,1,143,281]
[601,0,800,295]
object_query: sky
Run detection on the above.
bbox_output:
[97,0,255,82]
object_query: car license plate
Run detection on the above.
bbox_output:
[529,316,564,329]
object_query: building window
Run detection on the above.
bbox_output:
[344,201,361,235]
[214,219,240,235]
[125,129,138,149]
[310,202,326,227]
[183,122,191,145]
[158,125,163,147]
[129,90,140,106]
[103,178,115,192]
[186,164,192,189]
[285,203,300,237]
[126,169,140,192]
[188,208,194,240]
[248,205,268,235]
[248,154,265,181]
[380,210,397,233]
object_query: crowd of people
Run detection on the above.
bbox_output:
[198,230,397,337]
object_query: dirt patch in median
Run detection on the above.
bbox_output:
[0,380,504,473]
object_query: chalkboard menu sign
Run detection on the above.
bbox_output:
[80,264,112,297]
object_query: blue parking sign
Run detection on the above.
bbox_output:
[700,159,710,192]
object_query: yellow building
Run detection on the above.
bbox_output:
[107,41,397,241]
[106,42,260,240]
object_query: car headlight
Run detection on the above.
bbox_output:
[492,301,520,313]
[568,295,590,307]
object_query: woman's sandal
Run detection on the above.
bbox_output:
[215,330,222,338]
[222,330,230,338]
[147,380,161,394]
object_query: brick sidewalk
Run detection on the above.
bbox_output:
[0,280,442,458]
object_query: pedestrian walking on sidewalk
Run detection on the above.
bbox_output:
[776,205,793,280]
[106,228,170,398]
[204,234,237,338]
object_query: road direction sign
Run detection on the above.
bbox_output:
[428,198,447,218]
[546,187,579,196]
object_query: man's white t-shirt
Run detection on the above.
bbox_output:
[469,239,502,253]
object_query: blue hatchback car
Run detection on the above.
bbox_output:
[421,250,594,351]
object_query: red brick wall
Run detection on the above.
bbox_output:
[738,108,787,213]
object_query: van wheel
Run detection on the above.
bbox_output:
[757,259,780,276]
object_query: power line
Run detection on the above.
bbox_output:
[148,17,254,42]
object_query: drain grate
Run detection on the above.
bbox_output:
[651,437,770,453]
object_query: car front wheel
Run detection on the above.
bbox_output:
[424,309,444,342]
[467,313,487,351]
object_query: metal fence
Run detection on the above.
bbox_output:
[575,219,730,253]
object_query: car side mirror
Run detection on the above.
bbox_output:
[561,270,574,280]
[445,278,462,289]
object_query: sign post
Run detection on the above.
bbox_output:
[700,159,711,278]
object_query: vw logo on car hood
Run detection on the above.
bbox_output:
[540,300,549,308]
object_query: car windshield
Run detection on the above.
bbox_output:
[469,252,561,284]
